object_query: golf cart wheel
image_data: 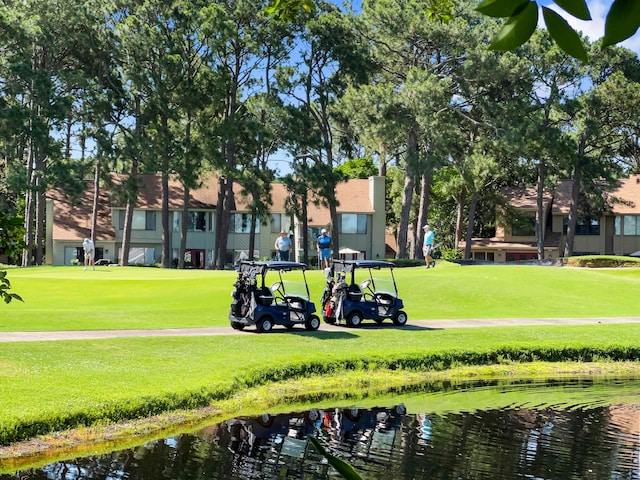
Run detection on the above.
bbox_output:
[257,316,274,333]
[393,310,408,326]
[323,316,336,324]
[230,321,245,331]
[305,314,321,331]
[346,311,363,327]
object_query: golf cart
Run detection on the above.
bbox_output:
[229,261,321,333]
[320,260,407,327]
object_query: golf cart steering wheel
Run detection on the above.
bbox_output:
[360,279,375,300]
[270,282,285,301]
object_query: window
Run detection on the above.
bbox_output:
[340,214,367,234]
[623,215,640,235]
[188,212,206,231]
[563,216,600,235]
[271,214,281,233]
[615,216,621,235]
[473,252,495,262]
[231,213,260,233]
[119,210,155,230]
[511,216,535,236]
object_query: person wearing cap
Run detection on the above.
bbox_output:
[422,224,435,269]
[274,230,291,261]
[317,228,331,269]
[82,237,95,271]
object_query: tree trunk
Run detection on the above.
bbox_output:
[91,160,100,246]
[120,97,142,267]
[214,176,233,270]
[22,163,35,267]
[35,185,45,265]
[161,170,170,268]
[563,164,583,257]
[161,112,171,269]
[455,186,467,253]
[397,127,419,259]
[415,170,431,260]
[536,159,546,260]
[464,190,479,260]
[179,186,189,269]
[301,195,309,264]
[249,210,257,260]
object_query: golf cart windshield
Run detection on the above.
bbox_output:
[278,278,310,300]
[334,260,398,297]
[366,275,396,296]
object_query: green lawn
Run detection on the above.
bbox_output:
[0,264,639,461]
[2,263,640,331]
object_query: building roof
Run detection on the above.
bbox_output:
[606,175,640,214]
[48,174,375,241]
[502,185,553,210]
[47,185,115,242]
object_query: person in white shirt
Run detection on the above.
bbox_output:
[274,231,291,261]
[83,238,95,270]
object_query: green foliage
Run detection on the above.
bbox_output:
[542,7,588,62]
[440,247,463,260]
[0,270,22,304]
[265,0,315,21]
[0,212,25,260]
[487,1,539,51]
[478,0,639,61]
[335,157,377,179]
[308,436,364,480]
[603,0,640,47]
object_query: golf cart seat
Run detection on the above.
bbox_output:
[347,284,363,302]
[375,292,394,305]
[284,296,307,311]
[256,287,274,306]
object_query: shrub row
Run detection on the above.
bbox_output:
[2,345,638,446]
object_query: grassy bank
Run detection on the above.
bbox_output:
[1,323,639,449]
[1,264,639,464]
[2,263,640,331]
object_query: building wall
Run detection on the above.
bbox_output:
[48,176,387,267]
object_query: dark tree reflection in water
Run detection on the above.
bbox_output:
[3,378,638,480]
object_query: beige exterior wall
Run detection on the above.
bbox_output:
[369,176,386,260]
[47,176,386,267]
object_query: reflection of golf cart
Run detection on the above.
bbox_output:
[320,260,407,327]
[229,261,321,332]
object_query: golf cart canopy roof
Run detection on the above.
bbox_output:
[333,260,395,273]
[238,261,308,274]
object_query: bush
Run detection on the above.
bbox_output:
[563,255,640,268]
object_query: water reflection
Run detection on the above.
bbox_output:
[3,378,639,480]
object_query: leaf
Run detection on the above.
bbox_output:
[603,0,640,47]
[553,0,591,20]
[307,436,364,480]
[489,1,539,51]
[543,7,589,62]
[476,0,529,18]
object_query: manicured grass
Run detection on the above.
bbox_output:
[0,264,639,463]
[1,322,639,449]
[2,263,640,331]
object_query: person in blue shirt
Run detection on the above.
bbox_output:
[422,224,435,269]
[317,228,331,269]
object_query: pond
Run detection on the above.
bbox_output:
[2,377,638,480]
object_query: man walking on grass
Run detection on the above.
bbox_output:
[422,224,435,269]
[83,238,95,271]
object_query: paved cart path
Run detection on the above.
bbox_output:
[1,317,639,342]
